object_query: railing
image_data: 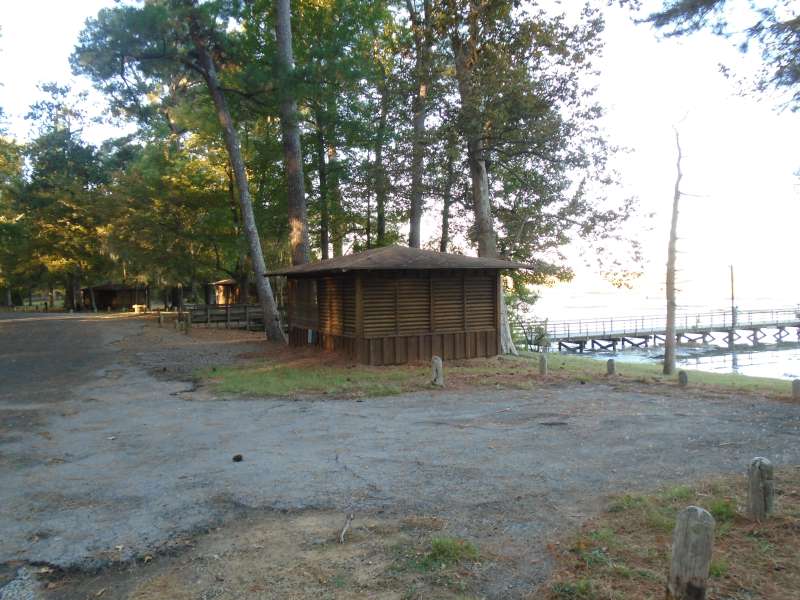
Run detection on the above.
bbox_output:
[514,307,800,347]
[179,304,264,330]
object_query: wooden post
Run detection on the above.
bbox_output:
[158,312,163,327]
[431,356,444,387]
[206,304,211,326]
[666,506,715,600]
[185,312,191,335]
[678,370,689,387]
[793,379,800,401]
[747,457,774,522]
[606,358,616,376]
[539,354,548,376]
[226,304,231,329]
[245,305,250,331]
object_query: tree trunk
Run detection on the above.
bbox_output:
[374,83,389,246]
[664,130,682,375]
[452,29,515,354]
[4,287,12,307]
[72,272,82,312]
[327,144,344,257]
[89,286,97,312]
[186,8,286,341]
[406,0,432,249]
[275,0,309,266]
[315,123,330,259]
[408,86,427,248]
[439,147,455,253]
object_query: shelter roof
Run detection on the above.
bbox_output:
[267,245,536,276]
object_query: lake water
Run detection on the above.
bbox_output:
[577,330,800,381]
[530,284,800,380]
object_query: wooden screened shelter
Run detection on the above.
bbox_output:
[268,245,532,365]
[81,283,149,311]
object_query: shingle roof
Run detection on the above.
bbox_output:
[267,245,536,276]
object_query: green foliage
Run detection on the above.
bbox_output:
[646,1,800,110]
[708,498,736,523]
[550,579,596,600]
[202,363,421,397]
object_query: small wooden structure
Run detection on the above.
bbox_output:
[208,278,258,305]
[82,283,149,311]
[269,245,531,365]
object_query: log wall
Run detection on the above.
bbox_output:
[287,269,500,365]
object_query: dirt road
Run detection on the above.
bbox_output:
[1,313,799,598]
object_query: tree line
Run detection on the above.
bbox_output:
[1,0,794,340]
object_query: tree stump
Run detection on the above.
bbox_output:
[431,356,444,387]
[666,506,715,600]
[678,370,689,387]
[539,354,548,376]
[747,457,774,522]
[793,379,800,401]
[606,358,616,376]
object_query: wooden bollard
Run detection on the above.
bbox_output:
[747,457,774,522]
[606,358,616,376]
[666,506,715,600]
[539,354,548,376]
[678,370,689,387]
[157,313,164,327]
[793,379,800,401]
[431,356,444,387]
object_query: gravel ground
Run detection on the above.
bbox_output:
[1,313,799,598]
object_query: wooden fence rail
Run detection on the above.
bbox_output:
[178,304,264,332]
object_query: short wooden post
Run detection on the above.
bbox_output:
[185,312,191,335]
[431,356,444,387]
[678,370,689,387]
[606,358,616,376]
[747,457,774,522]
[539,354,548,376]
[666,506,715,600]
[792,379,800,401]
[158,312,163,327]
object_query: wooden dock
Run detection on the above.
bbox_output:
[516,307,800,353]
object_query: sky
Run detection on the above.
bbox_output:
[1,0,798,319]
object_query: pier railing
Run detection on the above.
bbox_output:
[515,307,800,347]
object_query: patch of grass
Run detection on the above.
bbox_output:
[708,498,737,523]
[710,557,729,578]
[521,351,794,397]
[661,485,693,502]
[201,363,425,397]
[199,344,795,400]
[607,494,647,513]
[390,536,480,599]
[550,579,596,600]
[414,537,478,571]
[545,467,800,600]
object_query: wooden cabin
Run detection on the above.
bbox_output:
[208,278,258,305]
[82,283,149,311]
[269,245,531,365]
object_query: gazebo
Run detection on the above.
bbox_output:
[268,245,532,365]
[82,283,149,311]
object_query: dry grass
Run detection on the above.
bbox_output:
[542,467,800,600]
[45,511,484,600]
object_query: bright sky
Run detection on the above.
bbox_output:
[1,1,798,318]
